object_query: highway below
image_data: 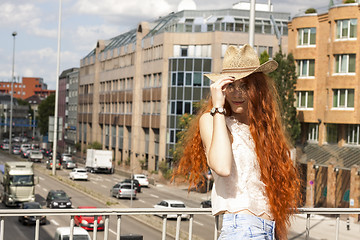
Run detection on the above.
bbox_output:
[0,151,215,240]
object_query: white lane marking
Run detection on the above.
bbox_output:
[39,176,45,181]
[51,219,60,226]
[109,229,116,235]
[42,188,47,192]
[194,221,204,226]
[139,199,145,204]
[101,185,107,188]
[150,194,159,198]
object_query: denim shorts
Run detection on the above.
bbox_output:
[218,213,275,240]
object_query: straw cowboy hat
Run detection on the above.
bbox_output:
[204,44,278,82]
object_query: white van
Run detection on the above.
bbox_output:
[54,227,91,240]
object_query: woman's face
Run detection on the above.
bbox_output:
[225,79,248,115]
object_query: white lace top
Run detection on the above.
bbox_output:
[211,116,272,218]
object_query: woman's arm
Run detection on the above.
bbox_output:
[200,113,233,177]
[199,76,234,177]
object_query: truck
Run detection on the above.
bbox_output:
[85,149,114,174]
[1,162,37,206]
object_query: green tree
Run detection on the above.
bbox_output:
[37,94,55,135]
[305,8,317,14]
[259,51,270,65]
[269,51,301,144]
[171,113,194,163]
[87,141,102,150]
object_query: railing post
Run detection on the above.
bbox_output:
[93,215,98,240]
[214,215,219,240]
[176,214,181,240]
[34,217,40,240]
[70,216,74,240]
[116,215,121,240]
[188,214,193,240]
[305,214,310,240]
[104,215,109,240]
[162,215,167,240]
[0,216,4,240]
[335,215,340,240]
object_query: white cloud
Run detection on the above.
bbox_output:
[0,3,40,27]
[74,24,121,51]
[74,0,173,19]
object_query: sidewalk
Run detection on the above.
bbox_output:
[156,181,360,240]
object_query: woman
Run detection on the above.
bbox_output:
[175,45,301,239]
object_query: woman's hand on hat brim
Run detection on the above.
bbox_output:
[210,76,234,107]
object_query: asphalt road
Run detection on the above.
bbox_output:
[0,151,215,240]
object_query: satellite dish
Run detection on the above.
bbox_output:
[178,0,197,11]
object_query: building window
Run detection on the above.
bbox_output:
[180,46,188,57]
[336,19,357,40]
[347,124,359,145]
[297,28,316,46]
[326,124,338,144]
[295,91,314,109]
[334,54,355,74]
[307,123,319,143]
[332,89,354,109]
[297,59,315,77]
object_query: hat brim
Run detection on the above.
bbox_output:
[204,60,278,82]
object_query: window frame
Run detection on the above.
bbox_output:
[332,89,355,110]
[335,19,357,41]
[333,54,356,75]
[295,91,314,110]
[297,27,316,47]
[297,59,315,78]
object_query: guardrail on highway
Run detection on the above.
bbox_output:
[0,208,359,240]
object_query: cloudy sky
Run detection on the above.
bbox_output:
[0,0,332,89]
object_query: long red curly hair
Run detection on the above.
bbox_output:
[174,72,301,239]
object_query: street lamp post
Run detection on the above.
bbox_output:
[9,31,17,154]
[33,109,36,139]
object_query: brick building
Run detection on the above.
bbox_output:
[288,1,360,217]
[0,77,55,100]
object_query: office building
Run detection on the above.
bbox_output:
[78,1,290,172]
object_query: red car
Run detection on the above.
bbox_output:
[74,206,104,231]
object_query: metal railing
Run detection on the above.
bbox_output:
[0,208,359,240]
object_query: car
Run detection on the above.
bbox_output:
[110,183,136,199]
[20,143,31,153]
[54,227,91,240]
[46,190,72,208]
[18,202,47,225]
[13,137,21,143]
[31,143,40,150]
[1,143,9,150]
[74,206,104,231]
[133,174,149,187]
[46,159,61,170]
[12,145,21,155]
[63,159,77,169]
[69,168,88,181]
[200,199,212,208]
[29,150,43,162]
[154,200,189,219]
[120,178,141,193]
[22,149,31,158]
[61,153,72,162]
